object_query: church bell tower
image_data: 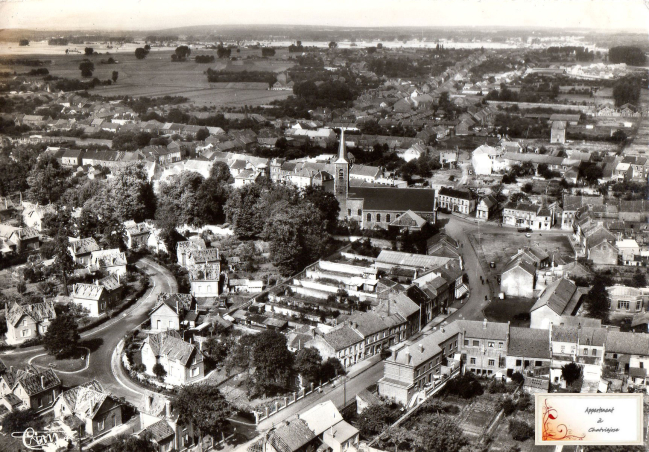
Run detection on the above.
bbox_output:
[334,129,349,202]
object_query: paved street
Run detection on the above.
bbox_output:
[0,257,177,404]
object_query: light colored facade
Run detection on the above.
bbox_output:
[607,285,647,314]
[0,365,61,411]
[462,319,509,377]
[502,202,554,230]
[188,263,221,297]
[141,330,204,385]
[139,393,195,452]
[149,293,194,332]
[437,187,476,215]
[5,301,56,345]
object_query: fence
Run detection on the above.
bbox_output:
[252,379,337,424]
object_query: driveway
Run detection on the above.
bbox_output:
[1,257,177,403]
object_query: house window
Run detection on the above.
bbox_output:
[21,329,30,337]
[22,320,27,326]
[472,340,479,346]
[488,359,495,367]
[367,213,372,222]
[357,209,362,216]
[488,342,494,348]
[470,358,476,364]
[618,300,630,311]
[98,419,104,431]
[338,169,344,180]
[347,209,351,216]
[560,345,565,353]
[498,342,503,348]
[464,339,469,346]
[535,361,542,367]
[169,320,173,327]
[386,214,391,222]
[516,359,522,366]
[191,367,199,377]
[592,349,597,356]
[376,214,381,222]
[583,348,588,355]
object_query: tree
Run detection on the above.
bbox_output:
[329,41,338,49]
[209,161,232,184]
[357,403,394,438]
[262,48,276,57]
[26,154,70,204]
[508,419,534,441]
[294,348,323,387]
[112,71,119,83]
[173,45,192,61]
[43,314,79,358]
[608,46,647,66]
[79,60,95,77]
[109,434,156,452]
[1,408,43,433]
[19,39,29,46]
[196,127,209,141]
[16,279,26,294]
[135,47,148,59]
[251,330,294,392]
[152,363,167,380]
[224,334,257,375]
[584,278,610,322]
[156,172,206,228]
[217,46,231,58]
[51,234,74,296]
[411,413,468,452]
[84,47,94,56]
[173,385,232,444]
[631,271,647,288]
[319,357,345,381]
[443,373,483,399]
[303,186,340,233]
[561,362,582,386]
[385,427,414,452]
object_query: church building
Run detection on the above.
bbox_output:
[333,130,437,229]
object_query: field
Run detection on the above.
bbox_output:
[0,47,296,107]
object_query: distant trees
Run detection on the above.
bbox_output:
[19,39,29,46]
[195,127,209,141]
[216,46,231,59]
[134,47,149,60]
[171,45,191,62]
[262,48,276,57]
[613,75,642,107]
[609,46,647,66]
[329,41,338,49]
[26,154,71,205]
[84,47,94,56]
[195,55,215,63]
[288,41,304,53]
[109,435,156,452]
[111,71,118,83]
[79,59,95,77]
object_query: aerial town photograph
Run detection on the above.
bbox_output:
[0,0,648,450]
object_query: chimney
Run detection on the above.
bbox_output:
[482,318,487,329]
[418,343,424,353]
[41,375,45,388]
[405,351,411,364]
[165,399,172,418]
[176,298,179,314]
[10,366,13,373]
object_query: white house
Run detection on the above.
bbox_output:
[141,330,204,385]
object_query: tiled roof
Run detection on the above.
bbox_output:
[347,187,436,213]
[146,330,201,367]
[12,366,61,396]
[154,293,194,314]
[393,322,461,367]
[531,278,579,315]
[579,327,607,347]
[347,311,387,337]
[508,327,550,359]
[322,326,363,351]
[299,400,342,437]
[606,331,649,355]
[551,325,578,343]
[269,419,315,452]
[459,319,509,341]
[7,301,56,326]
[72,283,104,301]
[70,237,100,255]
[59,380,111,421]
[503,258,536,276]
[142,420,175,442]
[187,263,221,281]
[90,249,127,268]
[438,187,475,201]
[376,250,451,270]
[389,210,426,228]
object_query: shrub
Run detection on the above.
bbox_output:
[511,371,525,384]
[444,373,484,399]
[500,398,516,416]
[488,380,508,394]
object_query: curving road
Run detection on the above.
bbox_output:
[1,257,177,404]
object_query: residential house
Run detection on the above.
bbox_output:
[188,263,221,298]
[437,187,476,215]
[141,330,204,385]
[70,275,123,317]
[461,319,509,377]
[500,258,536,298]
[530,278,586,329]
[149,293,196,332]
[550,121,567,144]
[0,364,61,411]
[607,285,648,315]
[5,300,56,345]
[7,227,40,253]
[502,202,554,230]
[471,145,502,175]
[616,239,640,265]
[249,418,318,452]
[69,237,101,265]
[378,322,461,406]
[21,203,56,231]
[61,148,84,167]
[54,380,123,438]
[139,392,195,452]
[605,331,649,385]
[476,195,497,220]
[306,326,364,368]
[89,249,127,276]
[505,327,551,393]
[124,221,151,249]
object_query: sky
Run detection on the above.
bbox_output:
[0,0,648,31]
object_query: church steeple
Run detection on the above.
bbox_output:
[335,129,348,163]
[334,128,349,202]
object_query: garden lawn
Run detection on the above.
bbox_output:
[31,347,88,372]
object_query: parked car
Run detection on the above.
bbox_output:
[525,233,532,238]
